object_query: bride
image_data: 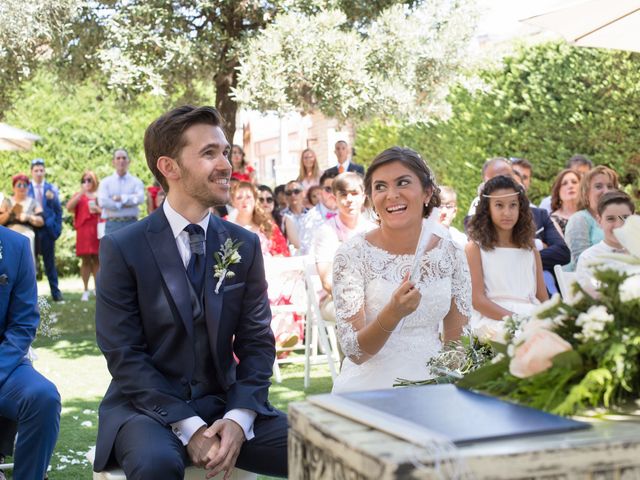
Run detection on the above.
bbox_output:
[331,147,471,393]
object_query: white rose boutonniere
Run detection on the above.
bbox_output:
[214,238,243,294]
[0,239,3,260]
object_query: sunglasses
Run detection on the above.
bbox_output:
[285,188,302,196]
[258,197,274,204]
[15,182,29,188]
[82,178,93,184]
[322,186,333,193]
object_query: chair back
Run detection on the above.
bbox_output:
[554,264,578,302]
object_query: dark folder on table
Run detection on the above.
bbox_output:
[309,384,589,446]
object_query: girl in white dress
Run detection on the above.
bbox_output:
[465,175,548,339]
[331,147,471,393]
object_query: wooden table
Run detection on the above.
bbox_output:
[288,401,640,479]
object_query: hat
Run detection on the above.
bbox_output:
[31,158,45,167]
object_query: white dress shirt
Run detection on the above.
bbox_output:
[163,200,257,445]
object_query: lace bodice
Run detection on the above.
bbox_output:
[331,232,471,392]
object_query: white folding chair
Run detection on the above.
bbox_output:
[86,447,256,479]
[554,264,579,302]
[303,260,340,389]
[264,255,309,383]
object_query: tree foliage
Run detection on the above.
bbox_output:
[0,72,170,274]
[0,0,78,113]
[355,42,640,217]
[234,0,477,122]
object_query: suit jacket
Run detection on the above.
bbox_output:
[531,206,570,271]
[28,181,63,240]
[0,226,39,388]
[324,161,365,177]
[94,208,276,470]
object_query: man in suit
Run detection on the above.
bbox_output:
[28,158,63,301]
[324,140,365,177]
[94,105,287,479]
[0,226,61,480]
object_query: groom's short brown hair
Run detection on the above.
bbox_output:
[144,105,224,191]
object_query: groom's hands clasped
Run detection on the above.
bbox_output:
[187,419,246,480]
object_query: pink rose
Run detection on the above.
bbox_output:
[509,329,572,379]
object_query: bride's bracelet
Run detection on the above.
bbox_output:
[376,316,395,333]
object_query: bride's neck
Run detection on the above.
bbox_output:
[377,222,422,255]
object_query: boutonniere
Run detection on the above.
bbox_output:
[45,190,54,200]
[213,238,243,294]
[0,239,3,260]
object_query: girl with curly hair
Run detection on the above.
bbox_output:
[466,175,548,339]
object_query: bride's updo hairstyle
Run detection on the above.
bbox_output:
[364,146,441,219]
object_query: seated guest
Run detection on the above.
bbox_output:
[576,191,637,297]
[298,171,337,255]
[230,144,256,183]
[466,159,570,278]
[314,172,375,321]
[305,185,322,209]
[438,186,467,248]
[549,169,581,236]
[257,185,277,221]
[297,149,321,192]
[0,174,44,262]
[229,182,289,257]
[279,180,307,251]
[511,158,533,191]
[0,226,60,479]
[540,154,593,213]
[466,176,548,339]
[564,165,618,271]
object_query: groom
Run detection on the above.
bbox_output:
[94,106,287,479]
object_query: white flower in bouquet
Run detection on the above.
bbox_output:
[529,293,562,320]
[619,274,640,303]
[575,305,614,342]
[613,215,640,261]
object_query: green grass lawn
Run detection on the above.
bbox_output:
[5,277,332,479]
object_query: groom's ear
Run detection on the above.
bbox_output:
[157,156,181,184]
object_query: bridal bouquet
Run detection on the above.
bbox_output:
[419,216,640,416]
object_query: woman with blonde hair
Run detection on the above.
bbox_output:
[297,148,321,192]
[229,181,289,257]
[564,165,619,270]
[67,170,102,301]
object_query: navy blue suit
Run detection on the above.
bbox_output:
[324,161,365,177]
[0,226,60,480]
[94,208,286,478]
[28,182,63,299]
[530,206,570,272]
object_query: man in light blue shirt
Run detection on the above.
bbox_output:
[98,149,145,235]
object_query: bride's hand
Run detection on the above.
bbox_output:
[389,272,421,319]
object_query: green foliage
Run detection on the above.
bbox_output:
[0,71,169,274]
[234,0,477,122]
[355,42,640,212]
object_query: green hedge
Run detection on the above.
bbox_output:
[0,73,176,275]
[355,42,640,223]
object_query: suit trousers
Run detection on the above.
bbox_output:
[0,363,60,480]
[113,409,288,479]
[35,231,60,298]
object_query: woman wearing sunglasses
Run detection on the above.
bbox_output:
[66,171,102,301]
[0,174,44,262]
[279,180,306,251]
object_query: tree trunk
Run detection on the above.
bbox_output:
[215,62,239,144]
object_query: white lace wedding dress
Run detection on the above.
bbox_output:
[331,230,472,393]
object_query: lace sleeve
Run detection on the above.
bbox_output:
[332,239,366,361]
[450,242,472,319]
[564,211,591,272]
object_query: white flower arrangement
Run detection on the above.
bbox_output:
[213,238,243,294]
